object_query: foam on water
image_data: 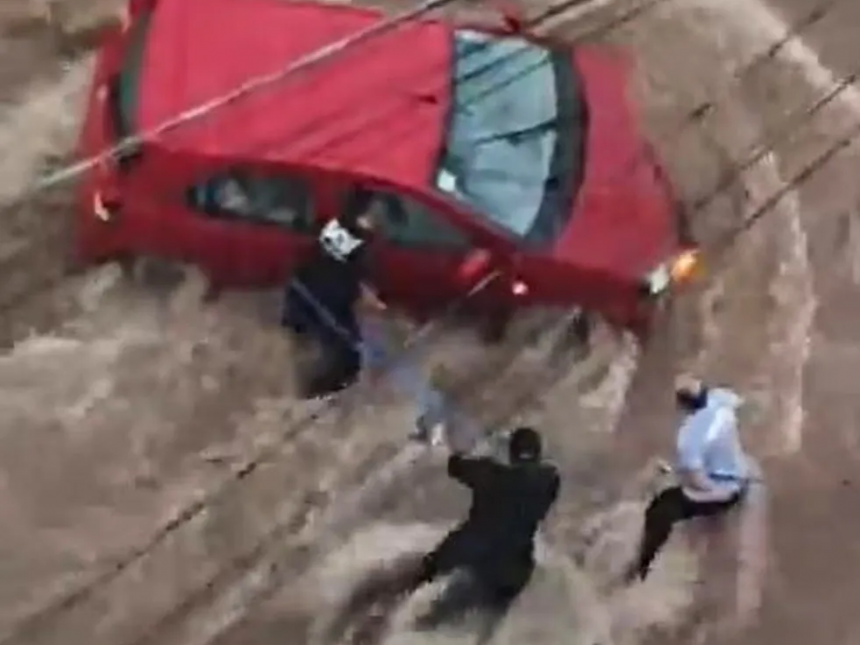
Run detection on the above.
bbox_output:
[0,273,160,431]
[732,461,769,631]
[0,57,93,203]
[0,0,829,640]
[701,150,814,456]
[690,151,816,460]
[758,159,816,455]
[687,0,860,124]
[0,266,308,621]
[666,0,820,454]
[578,333,640,432]
[300,514,700,645]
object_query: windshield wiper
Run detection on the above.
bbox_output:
[466,118,558,147]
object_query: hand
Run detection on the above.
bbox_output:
[677,468,713,493]
[360,284,387,311]
[657,461,713,491]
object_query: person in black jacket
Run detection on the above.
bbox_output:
[282,191,385,398]
[413,427,560,619]
[323,427,560,644]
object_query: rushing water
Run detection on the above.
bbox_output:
[0,0,854,643]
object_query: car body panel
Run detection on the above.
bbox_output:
[75,0,685,331]
[133,0,511,306]
[554,48,677,278]
[138,0,450,200]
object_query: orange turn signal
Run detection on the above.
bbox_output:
[669,249,701,284]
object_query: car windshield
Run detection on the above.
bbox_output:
[436,30,587,246]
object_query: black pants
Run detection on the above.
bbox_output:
[416,527,534,607]
[632,485,743,580]
[409,528,533,643]
[282,281,357,338]
[282,282,361,398]
[323,528,532,645]
[302,338,360,398]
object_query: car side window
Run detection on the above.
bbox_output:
[362,190,469,250]
[188,170,314,232]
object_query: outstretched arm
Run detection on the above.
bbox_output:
[359,282,387,311]
[447,455,495,490]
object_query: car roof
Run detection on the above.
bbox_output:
[139,0,452,190]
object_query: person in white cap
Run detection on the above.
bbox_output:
[625,374,751,582]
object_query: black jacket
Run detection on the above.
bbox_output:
[291,215,371,322]
[447,455,560,555]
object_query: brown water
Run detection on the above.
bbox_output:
[0,0,857,644]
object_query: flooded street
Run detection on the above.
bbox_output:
[0,0,859,644]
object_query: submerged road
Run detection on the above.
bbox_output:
[0,0,859,644]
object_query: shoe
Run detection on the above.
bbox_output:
[429,423,447,447]
[410,415,431,443]
[410,418,447,447]
[409,427,429,443]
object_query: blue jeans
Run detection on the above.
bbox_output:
[359,316,427,395]
[358,315,392,373]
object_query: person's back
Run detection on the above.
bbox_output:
[434,427,559,621]
[447,428,560,560]
[456,458,559,552]
[676,386,748,500]
[342,427,559,636]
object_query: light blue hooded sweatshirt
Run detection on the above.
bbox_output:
[676,387,749,500]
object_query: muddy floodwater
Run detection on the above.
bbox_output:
[1,0,860,644]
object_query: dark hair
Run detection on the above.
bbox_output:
[509,426,542,463]
[676,387,709,412]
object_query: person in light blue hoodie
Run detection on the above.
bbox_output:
[626,374,752,582]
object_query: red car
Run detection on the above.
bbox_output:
[76,0,697,333]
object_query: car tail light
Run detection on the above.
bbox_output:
[643,249,701,296]
[511,279,529,296]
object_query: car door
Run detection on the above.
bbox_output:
[183,163,328,288]
[345,186,475,317]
